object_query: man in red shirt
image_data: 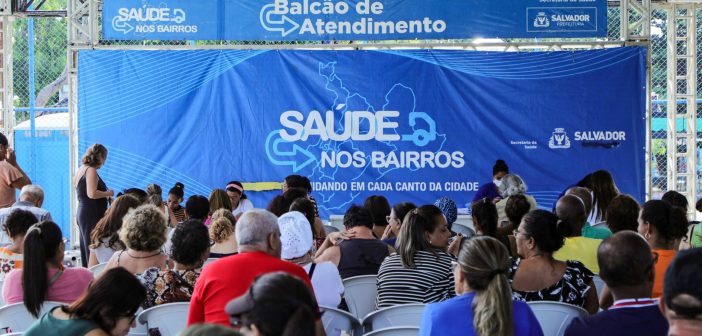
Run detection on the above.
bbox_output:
[187,209,313,326]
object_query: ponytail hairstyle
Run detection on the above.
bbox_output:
[471,198,498,238]
[492,159,509,176]
[81,143,108,167]
[456,236,513,336]
[239,272,318,336]
[397,205,444,268]
[640,200,688,244]
[22,220,63,317]
[226,181,247,200]
[63,267,146,333]
[90,194,141,250]
[145,184,163,208]
[521,210,565,254]
[168,182,185,201]
[209,217,234,244]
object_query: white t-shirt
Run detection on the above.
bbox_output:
[90,238,119,264]
[303,261,344,308]
[232,199,254,217]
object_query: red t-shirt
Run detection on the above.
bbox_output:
[187,251,313,326]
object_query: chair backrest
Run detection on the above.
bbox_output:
[362,303,426,331]
[363,326,420,336]
[451,224,475,237]
[527,301,588,336]
[342,275,378,320]
[89,262,108,277]
[320,305,360,336]
[592,275,605,299]
[0,332,24,336]
[0,301,63,333]
[324,225,340,235]
[137,302,190,336]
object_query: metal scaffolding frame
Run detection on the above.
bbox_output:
[38,0,668,240]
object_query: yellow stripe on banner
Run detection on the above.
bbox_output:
[242,182,283,191]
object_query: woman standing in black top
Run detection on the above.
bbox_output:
[73,144,113,267]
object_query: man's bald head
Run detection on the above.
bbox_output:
[556,194,587,231]
[566,186,592,216]
[598,231,654,289]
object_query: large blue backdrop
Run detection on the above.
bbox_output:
[78,48,646,218]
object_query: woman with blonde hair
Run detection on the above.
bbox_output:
[208,212,237,258]
[73,144,114,267]
[419,236,543,336]
[103,204,171,275]
[206,189,231,225]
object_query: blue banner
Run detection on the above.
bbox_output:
[78,48,646,218]
[102,0,608,41]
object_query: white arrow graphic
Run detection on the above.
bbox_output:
[112,16,134,34]
[259,4,300,37]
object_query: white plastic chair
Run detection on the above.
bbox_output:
[527,301,588,336]
[0,280,4,307]
[592,275,605,299]
[202,258,218,268]
[363,326,420,336]
[451,224,475,237]
[0,301,63,333]
[137,302,190,336]
[89,262,108,277]
[324,225,340,235]
[362,304,426,331]
[320,305,360,336]
[342,275,378,320]
[0,332,24,336]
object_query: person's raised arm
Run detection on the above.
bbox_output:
[315,245,341,266]
[6,148,31,189]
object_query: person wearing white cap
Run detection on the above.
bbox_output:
[278,211,344,308]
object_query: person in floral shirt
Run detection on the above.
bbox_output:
[141,219,210,309]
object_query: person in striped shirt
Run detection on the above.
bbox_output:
[376,204,455,308]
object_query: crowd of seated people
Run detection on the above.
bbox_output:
[1,144,702,336]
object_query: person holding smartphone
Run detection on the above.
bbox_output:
[0,133,31,209]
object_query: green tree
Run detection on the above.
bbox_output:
[12,0,67,122]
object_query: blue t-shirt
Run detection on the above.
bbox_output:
[419,292,544,336]
[382,237,397,247]
[564,304,668,336]
[472,182,500,203]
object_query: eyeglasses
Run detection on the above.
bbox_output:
[385,216,397,223]
[513,230,529,237]
[209,239,216,247]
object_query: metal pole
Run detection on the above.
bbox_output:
[28,6,36,178]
